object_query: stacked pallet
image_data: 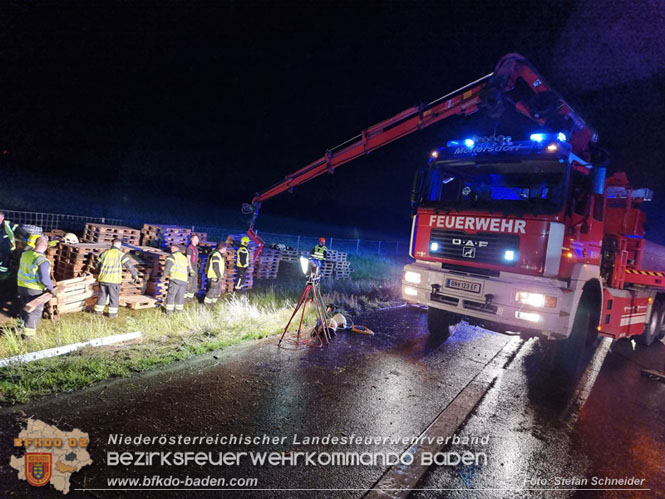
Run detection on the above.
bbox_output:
[141,224,191,249]
[334,261,351,279]
[325,250,352,279]
[54,243,109,281]
[280,249,299,263]
[125,245,170,304]
[83,223,140,245]
[46,275,98,319]
[254,247,281,279]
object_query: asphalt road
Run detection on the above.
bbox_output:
[1,306,664,498]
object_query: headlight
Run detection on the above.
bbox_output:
[515,291,557,308]
[404,271,421,284]
[404,286,418,296]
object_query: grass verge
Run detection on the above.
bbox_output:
[0,255,405,406]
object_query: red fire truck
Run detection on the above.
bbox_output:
[245,53,665,368]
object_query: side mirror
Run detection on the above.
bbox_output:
[410,168,425,207]
[592,167,606,195]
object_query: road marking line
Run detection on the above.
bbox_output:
[365,337,523,499]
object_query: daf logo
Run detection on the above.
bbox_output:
[451,238,489,248]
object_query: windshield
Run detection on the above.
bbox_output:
[420,159,567,215]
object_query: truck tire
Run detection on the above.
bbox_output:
[638,301,664,346]
[544,292,599,378]
[427,308,458,341]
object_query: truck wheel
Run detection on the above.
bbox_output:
[427,308,458,341]
[545,293,598,377]
[638,301,664,346]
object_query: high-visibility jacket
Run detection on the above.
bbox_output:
[2,220,17,251]
[166,252,189,283]
[206,250,224,279]
[236,246,249,268]
[97,247,130,284]
[17,249,49,291]
[311,244,327,260]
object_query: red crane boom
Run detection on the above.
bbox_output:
[244,53,598,253]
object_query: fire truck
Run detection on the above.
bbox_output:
[245,53,665,369]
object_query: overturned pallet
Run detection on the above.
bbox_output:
[119,295,158,310]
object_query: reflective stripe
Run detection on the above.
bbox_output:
[311,245,327,260]
[204,297,217,304]
[175,304,184,311]
[93,304,105,313]
[108,307,118,314]
[206,251,224,279]
[165,304,175,311]
[3,221,16,251]
[167,252,189,281]
[17,250,48,291]
[97,248,126,284]
[22,327,37,336]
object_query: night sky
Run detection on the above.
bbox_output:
[1,1,664,239]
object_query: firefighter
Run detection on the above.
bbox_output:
[184,234,200,302]
[0,211,27,301]
[310,237,328,274]
[93,239,139,318]
[204,242,226,305]
[164,245,189,313]
[16,236,55,338]
[235,236,250,290]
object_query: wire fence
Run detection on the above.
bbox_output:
[193,226,407,255]
[0,209,409,256]
[0,209,124,233]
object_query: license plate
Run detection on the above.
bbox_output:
[445,278,481,294]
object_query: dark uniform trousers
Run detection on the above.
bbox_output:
[166,279,187,313]
[95,283,121,318]
[18,287,46,330]
[185,265,199,301]
[204,278,223,304]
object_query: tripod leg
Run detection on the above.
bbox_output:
[311,282,329,345]
[278,284,309,346]
[296,285,311,335]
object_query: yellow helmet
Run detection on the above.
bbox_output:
[241,236,250,246]
[26,234,40,248]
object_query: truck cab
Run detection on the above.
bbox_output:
[402,133,606,344]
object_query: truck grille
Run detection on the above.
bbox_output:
[429,229,519,266]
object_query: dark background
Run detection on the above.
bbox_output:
[1,0,664,239]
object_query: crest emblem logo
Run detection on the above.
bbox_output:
[25,453,52,487]
[462,246,476,258]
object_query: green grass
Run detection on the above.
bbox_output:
[0,256,406,406]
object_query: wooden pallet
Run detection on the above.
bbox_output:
[119,295,158,309]
[46,275,98,319]
[83,223,140,245]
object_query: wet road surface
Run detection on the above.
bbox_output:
[1,305,664,498]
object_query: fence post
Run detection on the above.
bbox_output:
[329,237,333,249]
[378,240,382,255]
[102,217,106,223]
[296,235,301,252]
[356,239,360,254]
[395,241,399,254]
